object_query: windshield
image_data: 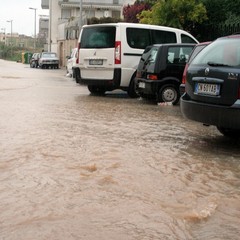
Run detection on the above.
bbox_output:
[191,38,240,67]
[42,53,57,58]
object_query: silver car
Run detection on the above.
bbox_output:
[39,52,59,69]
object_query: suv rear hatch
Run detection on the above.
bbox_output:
[186,38,240,106]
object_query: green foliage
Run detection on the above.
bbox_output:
[202,0,240,25]
[87,17,122,25]
[0,43,32,62]
[139,0,207,32]
[136,0,158,6]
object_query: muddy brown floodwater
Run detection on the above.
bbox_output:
[0,59,240,240]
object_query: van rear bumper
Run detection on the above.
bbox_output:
[75,68,121,89]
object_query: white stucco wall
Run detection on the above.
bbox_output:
[48,0,61,53]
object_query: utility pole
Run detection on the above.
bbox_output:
[7,20,13,57]
[79,0,82,34]
[29,7,37,50]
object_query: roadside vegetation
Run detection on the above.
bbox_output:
[0,43,42,62]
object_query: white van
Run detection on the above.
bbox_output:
[74,22,198,97]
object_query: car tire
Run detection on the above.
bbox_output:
[88,85,105,95]
[217,127,240,138]
[127,76,139,98]
[157,84,180,105]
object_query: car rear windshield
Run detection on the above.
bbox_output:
[192,38,240,67]
[81,26,116,48]
[42,53,57,58]
[188,44,208,63]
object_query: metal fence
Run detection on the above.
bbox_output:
[193,23,240,42]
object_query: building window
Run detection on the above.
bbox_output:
[61,9,71,19]
[112,11,120,19]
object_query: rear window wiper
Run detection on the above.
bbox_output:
[207,61,231,67]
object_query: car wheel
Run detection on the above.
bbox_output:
[72,69,76,78]
[127,76,139,98]
[157,84,180,105]
[217,127,240,138]
[88,85,105,95]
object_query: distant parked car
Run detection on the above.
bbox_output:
[66,48,78,77]
[181,34,240,137]
[180,41,211,95]
[30,53,40,68]
[135,43,195,105]
[39,52,59,69]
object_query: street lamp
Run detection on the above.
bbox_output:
[7,20,13,46]
[29,7,37,50]
[7,20,13,56]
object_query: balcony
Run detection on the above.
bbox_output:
[59,1,123,11]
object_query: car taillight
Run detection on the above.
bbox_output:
[182,63,189,84]
[147,74,158,80]
[115,41,121,64]
[76,43,80,64]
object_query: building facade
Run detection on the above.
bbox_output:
[41,0,135,67]
[0,32,35,49]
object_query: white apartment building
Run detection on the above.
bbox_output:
[41,0,135,67]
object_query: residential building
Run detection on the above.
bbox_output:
[41,0,135,67]
[0,32,35,49]
[39,15,49,50]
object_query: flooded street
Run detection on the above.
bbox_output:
[0,59,240,240]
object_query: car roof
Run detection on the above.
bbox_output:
[218,34,240,40]
[150,43,196,48]
[195,41,211,46]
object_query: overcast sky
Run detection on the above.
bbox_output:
[0,0,49,36]
[0,0,135,36]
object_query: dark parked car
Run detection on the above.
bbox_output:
[181,34,240,137]
[30,53,40,68]
[135,43,195,105]
[38,52,59,69]
[180,41,211,95]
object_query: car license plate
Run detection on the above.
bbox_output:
[195,83,220,96]
[139,82,145,88]
[89,59,103,65]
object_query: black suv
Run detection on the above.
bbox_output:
[135,43,195,105]
[181,35,240,137]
